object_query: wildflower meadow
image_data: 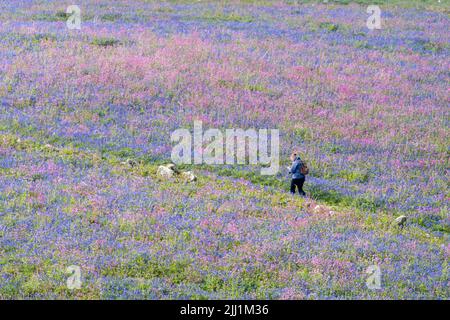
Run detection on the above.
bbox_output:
[0,0,448,300]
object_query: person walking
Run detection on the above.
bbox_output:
[289,152,307,196]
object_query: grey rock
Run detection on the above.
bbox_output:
[395,215,407,227]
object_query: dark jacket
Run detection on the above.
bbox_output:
[289,156,305,179]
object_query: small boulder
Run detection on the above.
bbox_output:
[181,171,197,182]
[157,165,175,180]
[156,164,196,183]
[395,215,407,227]
[127,159,137,167]
[121,158,137,167]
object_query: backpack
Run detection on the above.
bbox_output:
[300,161,309,175]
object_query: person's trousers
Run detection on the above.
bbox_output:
[290,177,305,195]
